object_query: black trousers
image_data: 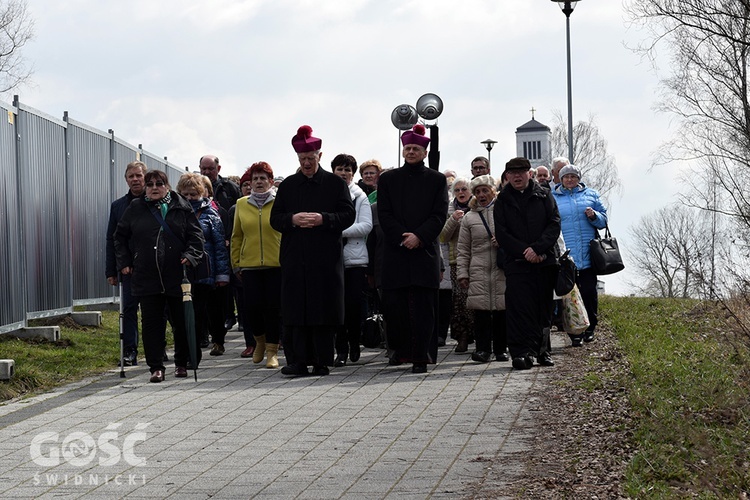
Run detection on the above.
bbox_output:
[576,267,598,334]
[382,286,438,364]
[474,310,507,355]
[140,293,201,372]
[336,267,366,357]
[505,266,556,359]
[437,289,452,341]
[241,268,282,345]
[284,326,335,367]
[193,284,227,346]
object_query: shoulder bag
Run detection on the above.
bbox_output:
[478,211,505,269]
[589,224,624,275]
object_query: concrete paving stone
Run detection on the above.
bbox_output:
[0,330,564,497]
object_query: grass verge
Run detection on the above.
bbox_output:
[603,296,750,497]
[0,311,172,402]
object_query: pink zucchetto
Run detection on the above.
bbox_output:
[400,124,430,149]
[291,125,322,153]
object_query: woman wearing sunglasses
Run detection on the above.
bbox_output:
[114,170,205,383]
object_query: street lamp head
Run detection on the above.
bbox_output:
[551,0,580,17]
[480,139,497,153]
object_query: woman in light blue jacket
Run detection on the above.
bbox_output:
[332,154,373,366]
[552,165,607,346]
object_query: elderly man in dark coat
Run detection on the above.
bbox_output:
[270,125,356,377]
[377,124,449,374]
[493,157,561,370]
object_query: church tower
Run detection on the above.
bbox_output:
[515,109,551,168]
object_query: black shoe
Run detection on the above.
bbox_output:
[512,355,533,370]
[538,352,555,367]
[496,352,509,362]
[471,351,492,363]
[120,350,137,366]
[312,365,330,376]
[334,355,347,368]
[281,364,309,377]
[388,356,403,366]
[570,335,583,347]
[350,343,360,363]
[437,337,446,347]
[411,363,427,374]
[583,331,595,343]
[224,318,236,331]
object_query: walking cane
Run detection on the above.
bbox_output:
[119,276,126,378]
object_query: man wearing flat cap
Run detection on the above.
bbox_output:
[493,157,561,370]
[377,124,449,374]
[270,125,356,377]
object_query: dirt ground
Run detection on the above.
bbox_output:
[472,325,635,499]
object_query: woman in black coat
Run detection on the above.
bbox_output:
[114,170,205,383]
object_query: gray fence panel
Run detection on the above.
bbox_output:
[111,136,138,197]
[65,118,112,303]
[0,102,25,332]
[17,105,71,317]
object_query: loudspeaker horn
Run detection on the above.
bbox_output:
[416,93,444,121]
[391,104,419,130]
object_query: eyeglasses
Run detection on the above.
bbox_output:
[145,182,166,188]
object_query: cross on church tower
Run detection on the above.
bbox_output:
[530,106,536,120]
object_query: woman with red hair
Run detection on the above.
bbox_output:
[231,162,283,368]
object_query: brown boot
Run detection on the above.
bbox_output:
[253,335,266,364]
[265,344,279,368]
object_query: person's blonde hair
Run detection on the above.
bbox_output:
[359,159,382,175]
[176,173,206,196]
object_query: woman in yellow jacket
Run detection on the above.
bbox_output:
[231,162,282,368]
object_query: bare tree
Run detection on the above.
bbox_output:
[628,204,716,298]
[625,0,750,236]
[549,110,622,204]
[0,0,33,94]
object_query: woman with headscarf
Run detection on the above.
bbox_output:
[114,170,204,383]
[552,164,608,346]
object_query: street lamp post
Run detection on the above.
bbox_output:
[551,0,581,163]
[480,138,497,170]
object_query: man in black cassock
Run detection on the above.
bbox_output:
[270,125,355,377]
[377,124,449,374]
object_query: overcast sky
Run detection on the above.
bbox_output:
[10,0,682,295]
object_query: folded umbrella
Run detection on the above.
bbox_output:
[182,267,198,382]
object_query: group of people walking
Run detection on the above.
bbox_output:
[105,123,609,382]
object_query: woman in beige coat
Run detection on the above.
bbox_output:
[440,178,475,353]
[456,175,508,363]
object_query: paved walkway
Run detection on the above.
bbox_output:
[0,330,562,499]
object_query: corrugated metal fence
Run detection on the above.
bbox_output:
[0,97,185,334]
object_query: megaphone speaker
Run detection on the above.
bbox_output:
[391,104,419,130]
[416,93,444,121]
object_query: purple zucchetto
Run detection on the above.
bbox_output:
[400,124,430,149]
[291,125,322,153]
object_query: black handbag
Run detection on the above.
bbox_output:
[589,225,624,275]
[555,248,577,296]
